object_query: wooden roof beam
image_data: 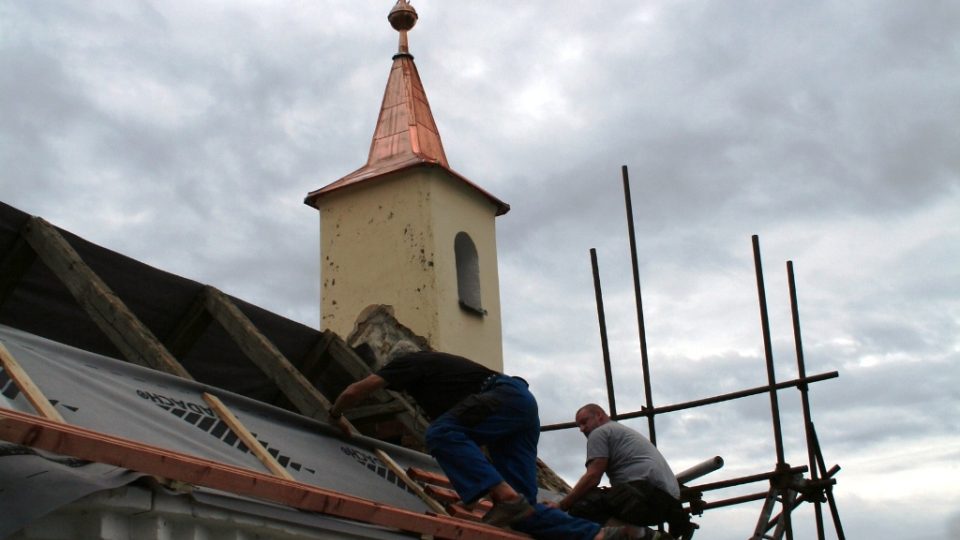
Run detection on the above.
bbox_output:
[21,217,192,380]
[200,285,333,420]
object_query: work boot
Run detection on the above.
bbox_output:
[481,496,534,527]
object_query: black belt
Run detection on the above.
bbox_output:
[480,374,528,392]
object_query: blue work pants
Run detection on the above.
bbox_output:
[426,376,601,540]
[426,375,539,503]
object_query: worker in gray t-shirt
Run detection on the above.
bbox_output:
[548,404,692,539]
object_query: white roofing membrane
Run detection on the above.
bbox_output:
[0,324,442,538]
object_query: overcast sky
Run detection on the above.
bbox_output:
[2,1,958,538]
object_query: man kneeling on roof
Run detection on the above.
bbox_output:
[330,345,671,540]
[545,404,691,539]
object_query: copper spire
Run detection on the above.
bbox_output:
[364,0,447,171]
[305,1,509,216]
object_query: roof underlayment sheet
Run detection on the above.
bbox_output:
[0,324,442,538]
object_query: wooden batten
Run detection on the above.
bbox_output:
[0,343,64,422]
[203,392,294,481]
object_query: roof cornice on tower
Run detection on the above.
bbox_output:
[305,1,509,216]
[366,46,448,170]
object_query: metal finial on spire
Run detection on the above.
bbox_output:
[388,0,418,55]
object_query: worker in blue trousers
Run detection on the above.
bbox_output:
[330,347,672,540]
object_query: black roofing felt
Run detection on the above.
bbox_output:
[0,201,330,403]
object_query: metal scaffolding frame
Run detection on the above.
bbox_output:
[541,166,846,540]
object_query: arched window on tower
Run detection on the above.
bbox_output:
[455,232,484,316]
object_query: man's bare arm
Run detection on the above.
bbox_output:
[330,374,388,418]
[555,457,608,511]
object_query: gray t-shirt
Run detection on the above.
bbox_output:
[586,421,680,499]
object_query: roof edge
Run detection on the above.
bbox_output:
[304,161,510,216]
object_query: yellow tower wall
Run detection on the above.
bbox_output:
[318,170,439,344]
[430,175,503,371]
[317,166,503,371]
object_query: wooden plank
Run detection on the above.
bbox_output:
[203,392,294,481]
[408,467,454,489]
[21,217,192,380]
[201,286,331,419]
[423,484,461,504]
[0,229,37,308]
[0,343,64,422]
[0,408,526,540]
[164,290,213,359]
[448,504,488,522]
[372,446,449,515]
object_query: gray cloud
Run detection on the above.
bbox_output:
[1,1,958,538]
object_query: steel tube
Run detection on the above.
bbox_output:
[591,248,617,417]
[676,455,724,484]
[752,235,786,466]
[540,371,839,431]
[812,422,846,539]
[684,465,807,493]
[788,260,826,540]
[621,165,656,444]
[697,491,770,511]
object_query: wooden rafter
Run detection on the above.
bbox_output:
[201,285,331,420]
[0,408,523,539]
[20,217,192,379]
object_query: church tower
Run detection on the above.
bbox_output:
[304,1,509,371]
